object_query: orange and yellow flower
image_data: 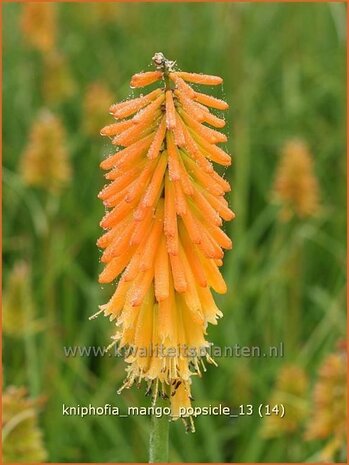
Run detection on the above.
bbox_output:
[2,386,47,463]
[95,53,234,426]
[262,364,309,438]
[42,51,76,105]
[272,139,320,221]
[83,82,114,136]
[3,262,34,338]
[305,344,347,460]
[20,110,71,194]
[21,2,56,53]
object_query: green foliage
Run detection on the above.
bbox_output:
[3,2,346,463]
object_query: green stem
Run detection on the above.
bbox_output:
[24,321,40,396]
[164,72,172,91]
[288,238,302,353]
[149,408,169,463]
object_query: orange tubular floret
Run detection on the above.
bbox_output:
[102,278,131,319]
[200,256,227,294]
[147,116,167,159]
[130,71,163,88]
[175,77,195,99]
[130,110,162,134]
[181,207,202,244]
[167,131,192,191]
[203,231,224,259]
[205,223,232,250]
[100,226,134,266]
[158,280,176,341]
[139,202,164,271]
[119,304,141,340]
[164,179,179,256]
[179,108,227,144]
[100,196,137,229]
[109,99,135,114]
[182,154,224,196]
[190,130,231,166]
[167,132,181,181]
[196,285,222,324]
[101,120,134,137]
[197,230,223,260]
[203,190,235,221]
[99,247,134,283]
[179,225,207,287]
[110,89,162,119]
[169,253,187,293]
[134,189,156,221]
[165,90,177,129]
[142,153,167,207]
[130,268,154,306]
[100,134,153,171]
[179,253,204,325]
[125,159,157,203]
[133,312,152,372]
[202,111,226,128]
[191,189,221,226]
[179,122,214,174]
[198,225,224,254]
[97,214,131,249]
[157,299,171,342]
[105,162,144,182]
[101,220,136,262]
[122,248,142,282]
[102,180,138,208]
[194,92,229,110]
[133,93,165,124]
[166,226,179,256]
[154,235,170,302]
[164,176,177,238]
[175,90,207,122]
[173,112,186,147]
[169,74,196,98]
[98,168,139,201]
[130,209,153,246]
[210,170,231,192]
[173,181,187,216]
[133,204,149,223]
[173,72,223,86]
[97,229,116,249]
[114,114,160,147]
[139,221,163,271]
[177,161,194,196]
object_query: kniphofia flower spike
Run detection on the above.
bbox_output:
[95,53,234,430]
